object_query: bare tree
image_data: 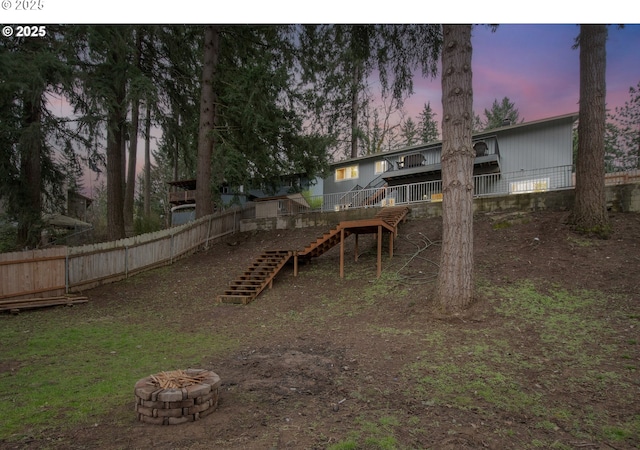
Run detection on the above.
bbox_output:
[435,25,475,314]
[570,25,610,236]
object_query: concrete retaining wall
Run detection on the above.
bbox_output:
[240,183,640,233]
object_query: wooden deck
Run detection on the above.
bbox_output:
[217,206,410,304]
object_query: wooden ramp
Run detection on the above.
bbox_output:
[217,207,410,304]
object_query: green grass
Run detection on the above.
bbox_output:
[328,415,401,450]
[0,316,234,440]
[1,270,638,448]
[398,280,637,446]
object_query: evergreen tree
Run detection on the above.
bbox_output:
[482,96,523,130]
[400,117,419,147]
[436,24,474,314]
[299,25,442,158]
[570,24,610,236]
[418,101,439,143]
[0,28,76,249]
[195,25,220,218]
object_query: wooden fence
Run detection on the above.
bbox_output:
[605,169,640,186]
[0,206,253,302]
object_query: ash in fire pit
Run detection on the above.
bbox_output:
[134,369,221,425]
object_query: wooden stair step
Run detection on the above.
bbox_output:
[218,294,253,305]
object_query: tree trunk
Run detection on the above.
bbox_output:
[17,93,43,249]
[570,25,609,235]
[196,25,220,219]
[123,28,143,232]
[106,48,127,241]
[144,103,151,218]
[350,62,361,159]
[123,97,139,231]
[436,24,475,314]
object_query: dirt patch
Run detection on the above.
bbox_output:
[3,209,640,449]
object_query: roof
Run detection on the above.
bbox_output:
[43,214,92,229]
[254,193,310,208]
[167,179,197,190]
[330,112,579,168]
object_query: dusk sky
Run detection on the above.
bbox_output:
[6,5,637,189]
[403,24,640,125]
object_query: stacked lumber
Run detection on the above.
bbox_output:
[0,295,88,313]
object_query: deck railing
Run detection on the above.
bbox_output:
[300,165,575,214]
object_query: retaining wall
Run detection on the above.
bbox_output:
[240,183,640,233]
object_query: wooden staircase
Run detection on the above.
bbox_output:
[298,225,352,259]
[217,206,410,304]
[374,206,409,230]
[217,250,292,304]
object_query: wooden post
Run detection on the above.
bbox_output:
[354,233,359,261]
[389,229,394,258]
[377,225,382,278]
[294,251,298,277]
[340,228,345,278]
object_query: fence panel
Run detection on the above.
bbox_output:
[0,247,67,300]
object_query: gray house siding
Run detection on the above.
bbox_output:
[323,113,577,201]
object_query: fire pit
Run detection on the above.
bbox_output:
[134,369,221,425]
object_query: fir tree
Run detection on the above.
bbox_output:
[418,101,439,143]
[482,97,523,130]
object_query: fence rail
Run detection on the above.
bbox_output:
[0,205,252,301]
[2,166,639,302]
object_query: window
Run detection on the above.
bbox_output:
[509,178,549,194]
[374,160,388,174]
[335,165,359,181]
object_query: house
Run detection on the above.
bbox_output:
[322,113,577,209]
[167,172,322,222]
[254,193,310,219]
[167,178,251,213]
[66,190,93,222]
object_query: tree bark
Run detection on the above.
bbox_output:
[106,47,127,241]
[17,93,43,249]
[123,97,139,231]
[436,24,474,314]
[124,29,143,232]
[570,25,609,235]
[196,25,220,218]
[350,62,361,159]
[144,103,151,218]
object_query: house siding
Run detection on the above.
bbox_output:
[323,113,576,198]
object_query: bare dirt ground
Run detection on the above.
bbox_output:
[5,209,640,449]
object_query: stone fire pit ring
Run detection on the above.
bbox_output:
[134,369,221,425]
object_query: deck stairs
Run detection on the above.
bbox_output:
[217,206,410,304]
[217,250,292,304]
[297,224,353,259]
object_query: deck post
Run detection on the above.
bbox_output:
[340,228,345,278]
[294,251,298,277]
[389,228,394,258]
[354,233,359,261]
[377,225,382,278]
